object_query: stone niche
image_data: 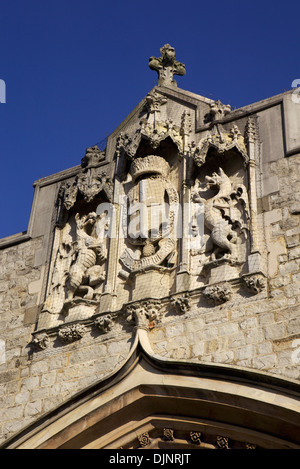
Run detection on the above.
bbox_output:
[37,146,113,330]
[118,149,180,303]
[188,114,264,290]
[191,146,250,282]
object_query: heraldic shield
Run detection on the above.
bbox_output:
[121,155,179,272]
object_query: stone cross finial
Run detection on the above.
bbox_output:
[149,44,186,87]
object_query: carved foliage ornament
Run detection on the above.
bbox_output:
[59,146,112,211]
[116,118,185,160]
[190,431,202,445]
[138,432,151,447]
[191,125,249,168]
[243,273,266,294]
[115,90,191,161]
[171,293,191,314]
[143,89,167,114]
[58,323,87,343]
[245,115,259,145]
[209,100,231,120]
[125,300,161,329]
[203,283,232,305]
[94,314,114,333]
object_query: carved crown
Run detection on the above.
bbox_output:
[130,155,170,181]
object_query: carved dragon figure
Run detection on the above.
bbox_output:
[193,167,249,261]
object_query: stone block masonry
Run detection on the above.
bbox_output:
[0,236,131,442]
[1,47,300,448]
[150,295,300,379]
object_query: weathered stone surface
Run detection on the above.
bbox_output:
[1,48,300,447]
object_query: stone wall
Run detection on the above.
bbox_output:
[146,150,300,376]
[1,86,300,447]
[150,290,300,379]
[0,237,43,441]
[0,236,132,441]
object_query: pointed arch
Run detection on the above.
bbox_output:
[2,330,300,449]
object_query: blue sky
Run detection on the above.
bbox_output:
[0,0,299,238]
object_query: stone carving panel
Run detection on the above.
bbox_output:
[192,167,250,268]
[41,210,109,327]
[120,155,179,274]
[35,57,266,346]
[188,103,263,288]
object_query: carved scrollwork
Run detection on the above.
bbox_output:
[120,155,179,274]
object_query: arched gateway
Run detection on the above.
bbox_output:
[3,327,300,449]
[1,45,300,450]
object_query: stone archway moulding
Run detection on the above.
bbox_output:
[2,326,300,449]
